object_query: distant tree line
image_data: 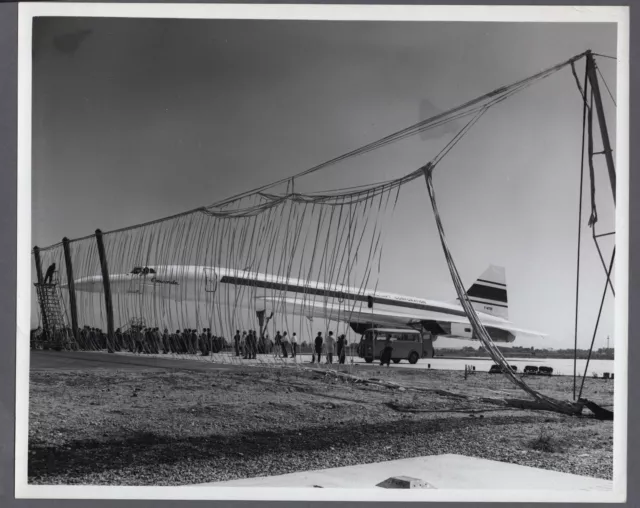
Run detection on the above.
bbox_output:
[437,345,614,360]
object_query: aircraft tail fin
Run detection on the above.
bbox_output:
[460,265,508,319]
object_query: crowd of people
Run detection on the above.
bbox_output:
[228,329,349,364]
[30,325,229,355]
[31,324,353,363]
[90,326,229,355]
[228,329,299,359]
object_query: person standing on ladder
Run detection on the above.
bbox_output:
[44,263,56,284]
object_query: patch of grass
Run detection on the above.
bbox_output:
[527,428,565,453]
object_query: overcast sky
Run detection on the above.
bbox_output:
[30,18,618,349]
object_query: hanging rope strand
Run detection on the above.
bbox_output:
[572,56,589,401]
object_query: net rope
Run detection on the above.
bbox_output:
[31,51,608,411]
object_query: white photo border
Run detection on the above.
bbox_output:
[16,2,630,503]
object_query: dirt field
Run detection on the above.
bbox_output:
[28,355,614,486]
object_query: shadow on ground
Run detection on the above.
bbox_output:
[29,413,552,480]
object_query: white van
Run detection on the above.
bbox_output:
[357,328,433,364]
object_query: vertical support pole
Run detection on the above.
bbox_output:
[573,56,589,401]
[586,51,616,204]
[33,246,44,285]
[62,237,80,345]
[33,246,47,341]
[95,229,115,353]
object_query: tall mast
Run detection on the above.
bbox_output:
[586,50,616,204]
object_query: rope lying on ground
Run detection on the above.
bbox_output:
[422,162,583,416]
[303,366,584,415]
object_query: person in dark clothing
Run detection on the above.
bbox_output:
[274,331,282,357]
[249,330,257,359]
[380,337,393,367]
[153,328,160,353]
[242,331,248,359]
[134,328,143,353]
[185,329,192,354]
[199,329,208,356]
[206,328,213,353]
[253,330,258,359]
[234,330,241,357]
[114,328,123,352]
[246,332,251,358]
[144,328,151,353]
[162,328,170,354]
[167,330,176,353]
[43,263,56,284]
[281,331,289,358]
[182,329,188,353]
[337,334,347,364]
[190,329,199,354]
[173,330,182,353]
[153,328,162,354]
[181,329,188,353]
[145,328,154,353]
[140,328,147,352]
[313,332,323,363]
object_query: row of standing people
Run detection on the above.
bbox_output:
[312,331,349,364]
[34,325,350,364]
[118,327,228,355]
[231,330,298,359]
[232,330,349,362]
[75,326,228,355]
[235,330,258,359]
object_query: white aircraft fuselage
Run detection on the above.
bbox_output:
[69,264,544,343]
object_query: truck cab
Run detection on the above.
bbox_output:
[358,328,433,364]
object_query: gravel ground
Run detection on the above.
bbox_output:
[28,364,614,485]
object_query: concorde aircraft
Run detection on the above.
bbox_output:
[70,264,545,344]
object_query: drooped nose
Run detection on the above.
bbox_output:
[73,275,104,292]
[73,273,133,293]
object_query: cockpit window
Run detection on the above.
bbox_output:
[131,266,156,275]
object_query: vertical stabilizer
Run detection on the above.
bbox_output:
[463,265,508,319]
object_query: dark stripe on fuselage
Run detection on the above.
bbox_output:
[466,284,508,303]
[218,275,471,318]
[477,278,506,287]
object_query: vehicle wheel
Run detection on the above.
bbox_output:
[408,352,419,364]
[392,359,401,364]
[365,357,373,363]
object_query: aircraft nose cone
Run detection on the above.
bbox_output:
[73,278,88,291]
[74,275,102,291]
